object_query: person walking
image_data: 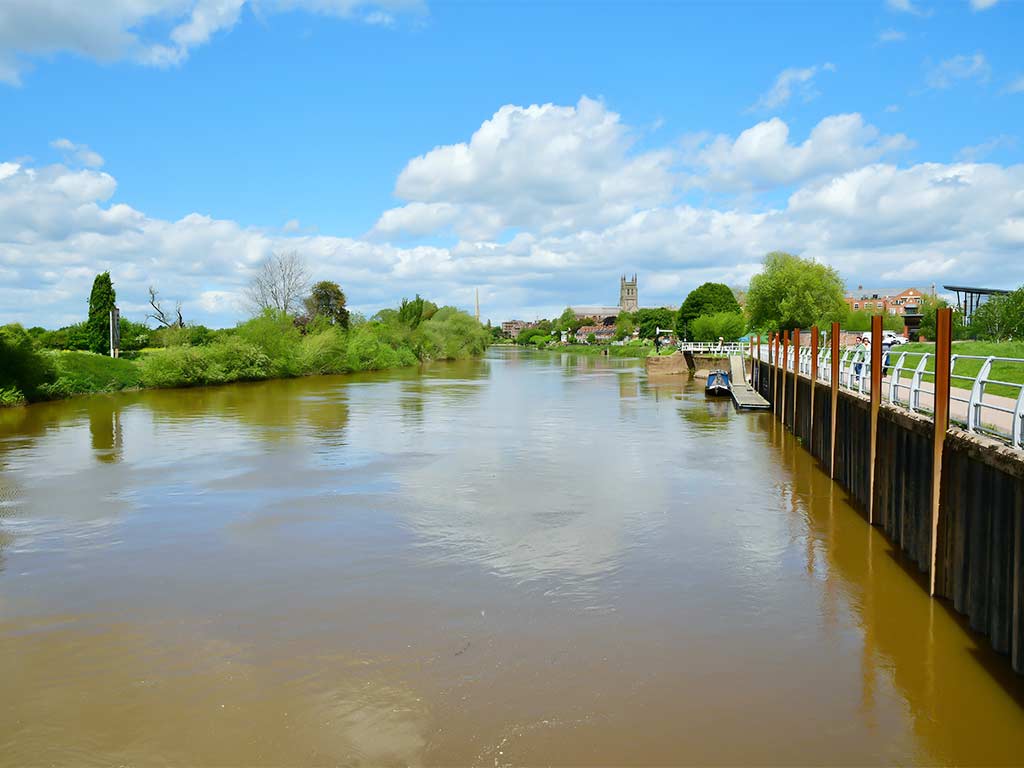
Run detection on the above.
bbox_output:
[853,336,866,380]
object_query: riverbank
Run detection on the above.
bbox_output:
[534,343,656,358]
[1,308,490,407]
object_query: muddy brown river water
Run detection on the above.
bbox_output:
[2,347,1023,766]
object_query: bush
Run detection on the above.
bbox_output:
[139,337,272,388]
[344,323,418,371]
[0,324,57,404]
[298,326,348,374]
[235,310,302,376]
[690,312,746,342]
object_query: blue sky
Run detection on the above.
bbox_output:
[2,0,1023,327]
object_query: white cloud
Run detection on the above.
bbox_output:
[1005,76,1024,94]
[375,97,675,239]
[749,63,836,111]
[50,138,105,168]
[885,104,901,112]
[685,114,912,191]
[970,0,1000,9]
[886,0,931,16]
[0,0,425,85]
[926,53,990,89]
[956,135,1016,161]
[4,102,1024,328]
[878,29,906,43]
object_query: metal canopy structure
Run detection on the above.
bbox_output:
[943,285,1010,324]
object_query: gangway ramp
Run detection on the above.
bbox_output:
[729,355,771,411]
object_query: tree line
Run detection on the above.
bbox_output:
[513,250,1024,349]
[1,251,489,406]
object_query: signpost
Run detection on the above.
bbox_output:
[109,306,120,359]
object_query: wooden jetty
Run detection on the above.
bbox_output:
[728,355,771,410]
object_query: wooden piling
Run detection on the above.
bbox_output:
[781,331,789,428]
[830,322,840,480]
[929,308,953,596]
[810,326,819,450]
[869,315,883,524]
[770,333,778,417]
[792,327,800,433]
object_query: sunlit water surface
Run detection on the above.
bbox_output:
[1,347,1023,765]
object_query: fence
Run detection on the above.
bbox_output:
[752,339,1024,451]
[748,313,1024,675]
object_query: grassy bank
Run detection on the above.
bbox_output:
[1,306,490,406]
[887,341,1024,397]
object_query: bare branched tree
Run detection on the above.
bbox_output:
[147,286,184,328]
[245,251,310,315]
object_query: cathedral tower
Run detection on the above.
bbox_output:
[620,274,638,313]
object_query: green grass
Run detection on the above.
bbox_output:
[44,351,144,397]
[886,340,1024,398]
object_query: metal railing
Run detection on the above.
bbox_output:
[751,343,1024,450]
[678,341,751,355]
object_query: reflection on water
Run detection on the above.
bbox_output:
[0,347,1022,766]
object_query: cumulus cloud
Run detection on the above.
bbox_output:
[374,97,675,239]
[50,138,105,168]
[685,114,912,191]
[926,53,990,89]
[0,0,425,85]
[748,63,836,111]
[3,102,1024,328]
[970,0,1000,9]
[1005,76,1024,94]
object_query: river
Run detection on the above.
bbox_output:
[1,347,1023,765]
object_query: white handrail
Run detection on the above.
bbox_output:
[740,343,1024,451]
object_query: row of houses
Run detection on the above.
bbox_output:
[844,286,930,316]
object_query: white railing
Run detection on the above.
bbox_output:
[678,341,751,355]
[749,344,1024,450]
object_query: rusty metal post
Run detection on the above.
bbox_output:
[753,334,760,389]
[869,314,883,525]
[773,332,781,417]
[781,331,789,427]
[810,325,819,450]
[929,308,953,596]
[830,322,840,480]
[792,327,801,433]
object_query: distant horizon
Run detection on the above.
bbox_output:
[2,1,1022,329]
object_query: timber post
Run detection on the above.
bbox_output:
[810,325,819,450]
[929,308,953,596]
[869,314,883,525]
[781,331,789,427]
[773,333,781,417]
[792,327,801,433]
[830,321,840,480]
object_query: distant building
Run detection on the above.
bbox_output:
[501,320,534,338]
[620,274,638,312]
[575,325,616,344]
[571,274,639,323]
[844,286,929,316]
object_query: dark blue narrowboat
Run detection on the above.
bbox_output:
[705,369,731,397]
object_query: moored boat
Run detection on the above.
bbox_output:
[705,369,731,397]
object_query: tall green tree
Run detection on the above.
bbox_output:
[304,280,350,328]
[746,252,846,332]
[918,295,969,341]
[675,282,741,338]
[634,307,675,340]
[690,312,746,342]
[87,271,116,354]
